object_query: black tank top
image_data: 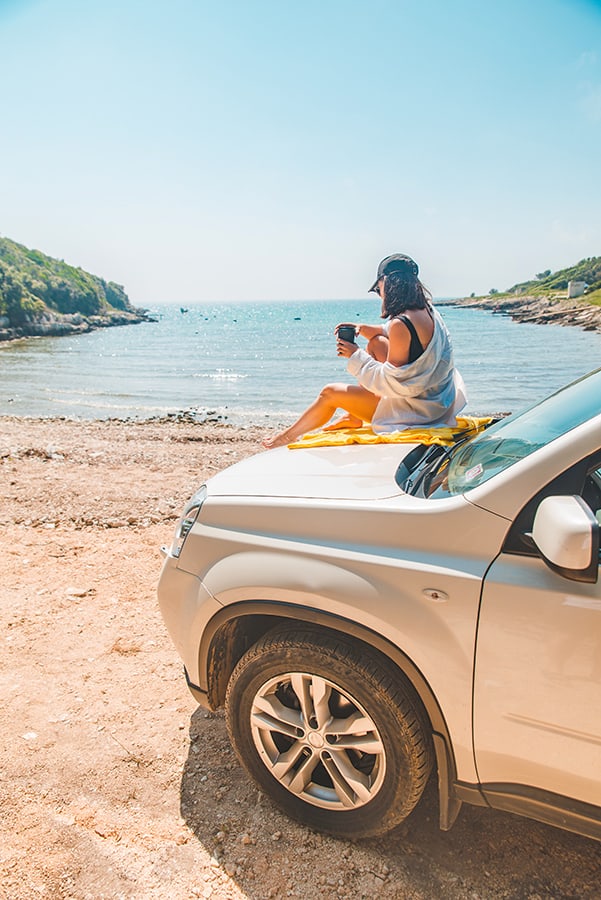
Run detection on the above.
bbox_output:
[397,315,424,363]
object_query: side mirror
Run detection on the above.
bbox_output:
[532,495,599,584]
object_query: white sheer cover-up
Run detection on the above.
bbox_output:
[346,308,466,434]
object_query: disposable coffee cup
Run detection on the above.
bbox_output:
[337,325,356,343]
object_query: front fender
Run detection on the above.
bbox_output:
[201,550,381,611]
[200,547,483,786]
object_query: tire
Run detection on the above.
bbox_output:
[225,626,433,839]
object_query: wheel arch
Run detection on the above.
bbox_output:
[199,600,463,831]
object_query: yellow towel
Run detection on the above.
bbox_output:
[287,415,493,449]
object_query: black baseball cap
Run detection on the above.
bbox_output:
[368,254,419,292]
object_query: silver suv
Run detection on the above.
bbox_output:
[158,369,601,841]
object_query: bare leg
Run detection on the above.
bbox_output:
[323,335,389,430]
[263,383,380,449]
[368,334,388,362]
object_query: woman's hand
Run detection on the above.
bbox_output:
[334,323,359,358]
[336,336,358,358]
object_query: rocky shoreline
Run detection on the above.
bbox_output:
[4,295,601,343]
[444,293,601,332]
[0,308,154,342]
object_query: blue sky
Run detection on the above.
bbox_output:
[1,0,600,302]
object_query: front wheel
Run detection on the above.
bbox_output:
[225,627,433,838]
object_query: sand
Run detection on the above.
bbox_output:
[0,415,599,899]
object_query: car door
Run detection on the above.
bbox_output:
[473,453,601,808]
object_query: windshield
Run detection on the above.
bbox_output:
[429,368,601,496]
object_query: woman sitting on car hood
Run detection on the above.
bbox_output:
[263,254,466,449]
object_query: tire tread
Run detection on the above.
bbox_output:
[225,624,433,837]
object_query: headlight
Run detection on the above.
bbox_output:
[170,486,207,558]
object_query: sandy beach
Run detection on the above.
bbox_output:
[1,416,599,899]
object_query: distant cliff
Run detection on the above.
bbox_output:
[0,237,151,341]
[447,255,601,333]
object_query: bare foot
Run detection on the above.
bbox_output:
[262,429,295,449]
[322,415,363,432]
[263,415,363,449]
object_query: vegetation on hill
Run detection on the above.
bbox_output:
[458,255,601,333]
[0,237,147,337]
[505,256,601,303]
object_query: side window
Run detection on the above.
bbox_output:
[503,451,601,557]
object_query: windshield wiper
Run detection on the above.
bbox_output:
[395,444,442,492]
[396,421,499,497]
[412,437,472,497]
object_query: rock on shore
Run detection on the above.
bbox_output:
[0,308,154,342]
[446,293,601,332]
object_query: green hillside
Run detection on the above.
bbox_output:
[507,256,601,303]
[0,237,147,337]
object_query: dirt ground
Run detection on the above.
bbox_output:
[0,416,599,900]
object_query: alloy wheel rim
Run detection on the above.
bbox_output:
[249,671,386,810]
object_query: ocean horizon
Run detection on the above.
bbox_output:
[1,300,600,425]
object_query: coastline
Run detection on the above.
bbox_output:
[0,308,154,343]
[442,293,601,332]
[4,292,601,345]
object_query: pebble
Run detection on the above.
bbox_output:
[192,883,215,899]
[65,587,91,597]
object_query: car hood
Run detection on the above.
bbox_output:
[206,442,419,501]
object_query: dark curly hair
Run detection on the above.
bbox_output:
[381,271,432,318]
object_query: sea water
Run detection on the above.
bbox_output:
[1,300,600,424]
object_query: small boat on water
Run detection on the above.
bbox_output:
[180,307,189,314]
